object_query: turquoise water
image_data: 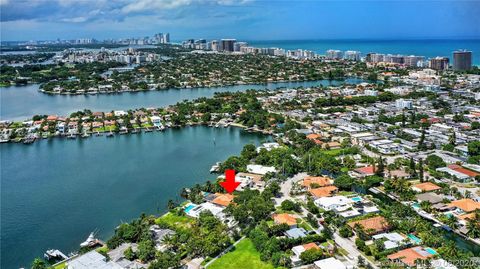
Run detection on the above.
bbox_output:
[425,247,438,255]
[0,126,268,269]
[412,202,420,209]
[249,39,480,64]
[0,79,363,121]
[351,197,362,202]
[184,204,196,214]
[408,233,422,244]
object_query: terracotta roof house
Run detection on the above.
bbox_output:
[309,186,338,198]
[447,164,480,178]
[322,141,341,149]
[412,182,442,193]
[448,199,480,213]
[302,176,332,189]
[273,213,298,227]
[47,115,58,121]
[306,134,323,145]
[388,169,411,179]
[387,247,435,267]
[353,166,376,177]
[212,193,235,207]
[348,216,390,235]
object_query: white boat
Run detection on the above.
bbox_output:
[210,162,221,173]
[80,232,96,248]
[44,249,68,260]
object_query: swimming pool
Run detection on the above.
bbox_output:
[425,247,438,255]
[351,197,362,202]
[412,202,420,209]
[408,234,422,244]
[184,204,197,214]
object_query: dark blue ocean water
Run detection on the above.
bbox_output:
[248,39,480,64]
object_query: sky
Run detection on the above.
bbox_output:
[1,0,479,41]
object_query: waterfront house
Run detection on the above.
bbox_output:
[372,232,409,250]
[235,172,264,190]
[150,116,162,127]
[314,195,351,211]
[185,202,225,219]
[415,192,444,204]
[107,243,147,268]
[411,182,442,193]
[246,164,276,175]
[211,193,235,207]
[67,250,123,269]
[149,225,175,251]
[447,199,480,215]
[387,246,436,267]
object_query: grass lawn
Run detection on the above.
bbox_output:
[52,261,67,269]
[323,148,343,156]
[208,239,283,269]
[155,212,195,230]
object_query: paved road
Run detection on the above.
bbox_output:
[333,232,379,269]
[274,172,307,206]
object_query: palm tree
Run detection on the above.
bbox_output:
[467,211,480,238]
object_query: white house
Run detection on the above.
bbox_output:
[246,164,276,175]
[314,196,352,211]
[314,257,347,269]
[150,116,162,127]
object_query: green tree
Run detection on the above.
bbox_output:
[240,143,257,161]
[426,154,446,170]
[418,158,424,182]
[124,246,136,261]
[299,248,324,264]
[137,240,156,262]
[31,258,47,269]
[334,174,354,190]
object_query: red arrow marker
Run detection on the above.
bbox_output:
[220,169,240,194]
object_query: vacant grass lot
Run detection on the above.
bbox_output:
[208,238,282,269]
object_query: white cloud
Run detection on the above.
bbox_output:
[0,0,9,6]
[121,0,251,13]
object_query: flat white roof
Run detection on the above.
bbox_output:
[314,257,346,269]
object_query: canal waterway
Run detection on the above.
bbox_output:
[0,126,268,269]
[0,78,364,121]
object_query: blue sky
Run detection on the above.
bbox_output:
[1,0,479,41]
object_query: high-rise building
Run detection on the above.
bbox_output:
[221,39,236,52]
[234,42,248,52]
[326,49,343,60]
[429,57,449,71]
[210,40,219,51]
[453,50,472,71]
[366,53,385,63]
[403,55,425,67]
[344,51,361,61]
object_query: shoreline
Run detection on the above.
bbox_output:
[2,122,272,145]
[1,76,353,95]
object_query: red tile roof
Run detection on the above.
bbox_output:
[447,164,480,177]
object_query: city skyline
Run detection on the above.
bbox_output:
[1,0,480,41]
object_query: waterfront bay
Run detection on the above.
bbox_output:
[0,79,362,121]
[0,126,268,269]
